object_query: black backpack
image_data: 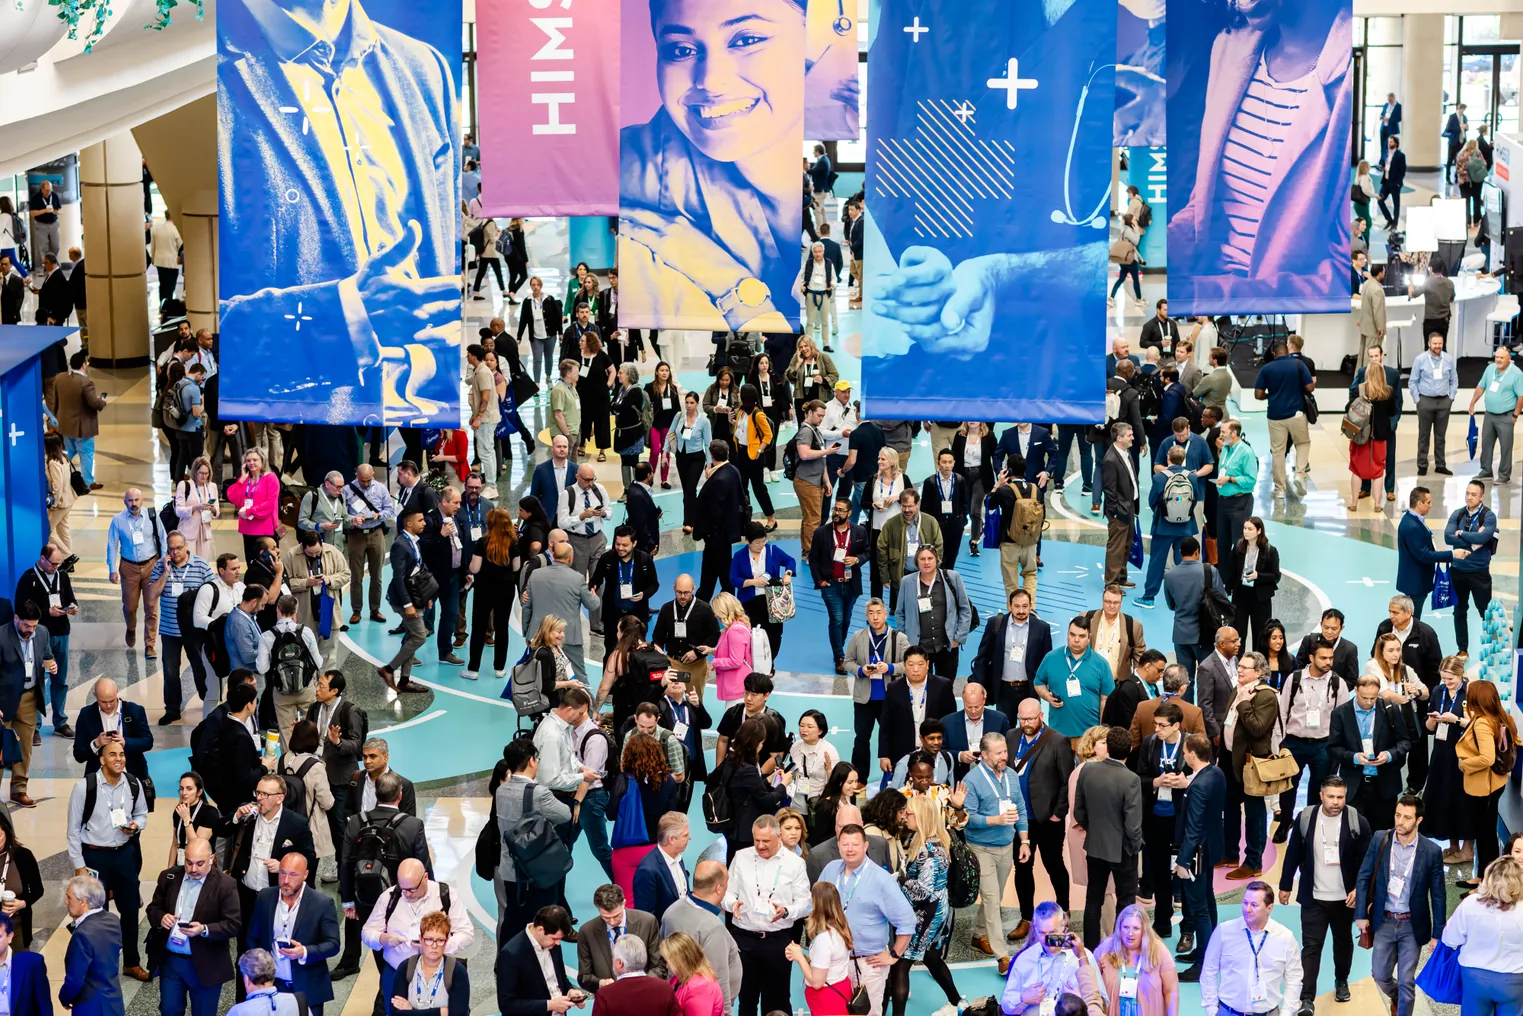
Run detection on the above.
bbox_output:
[350,811,408,908]
[200,586,232,679]
[385,880,453,925]
[725,336,753,379]
[503,785,574,889]
[1131,371,1163,421]
[702,761,736,834]
[158,499,178,541]
[83,772,144,826]
[946,832,980,908]
[1197,564,1234,646]
[278,755,320,819]
[175,584,208,652]
[785,424,821,482]
[269,628,318,694]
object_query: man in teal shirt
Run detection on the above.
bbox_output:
[1214,420,1258,549]
[1467,345,1523,484]
[1032,616,1114,742]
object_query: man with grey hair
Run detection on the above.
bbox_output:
[61,874,125,1012]
[589,933,681,1016]
[576,883,664,992]
[724,814,811,1016]
[634,811,691,917]
[659,859,741,1010]
[557,463,612,631]
[800,240,836,346]
[298,472,351,551]
[342,463,395,626]
[998,901,1104,1015]
[1101,421,1140,587]
[1127,663,1205,749]
[228,949,303,1015]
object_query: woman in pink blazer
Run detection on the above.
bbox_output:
[710,592,753,702]
[233,447,280,560]
[662,933,726,1016]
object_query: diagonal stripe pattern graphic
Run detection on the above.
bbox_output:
[871,99,1017,238]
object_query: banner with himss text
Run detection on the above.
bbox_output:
[476,0,620,217]
[217,0,463,426]
[616,0,804,333]
[806,0,860,140]
[1166,0,1353,315]
[861,0,1114,422]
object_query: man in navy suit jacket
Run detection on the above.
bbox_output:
[497,907,577,1016]
[1396,487,1457,619]
[0,910,52,1015]
[632,817,690,918]
[940,683,1010,780]
[1175,735,1226,980]
[246,855,340,1013]
[61,876,123,1016]
[969,589,1054,721]
[72,678,153,781]
[623,463,662,554]
[1355,794,1447,1015]
[530,435,579,511]
[992,423,1058,484]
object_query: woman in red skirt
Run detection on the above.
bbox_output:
[1347,345,1398,512]
[787,882,856,1015]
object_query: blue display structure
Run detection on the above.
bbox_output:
[0,327,75,600]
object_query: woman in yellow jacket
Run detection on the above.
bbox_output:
[733,384,778,531]
[1456,677,1517,889]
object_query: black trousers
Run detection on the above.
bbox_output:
[928,646,961,680]
[676,451,706,528]
[1300,897,1356,1001]
[1452,568,1492,654]
[1354,777,1398,832]
[1475,785,1505,876]
[1083,853,1138,950]
[852,699,884,777]
[1014,816,1070,919]
[326,781,350,865]
[697,538,735,601]
[84,842,143,967]
[736,453,775,516]
[733,927,792,1016]
[942,522,967,570]
[338,898,378,968]
[1143,811,1178,935]
[996,680,1036,724]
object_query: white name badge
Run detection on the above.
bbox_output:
[1436,722,1451,741]
[1491,380,1501,393]
[1008,644,1025,663]
[1362,737,1375,757]
[672,720,689,740]
[673,620,688,638]
[110,806,128,827]
[620,583,634,599]
[1323,843,1339,866]
[132,530,146,545]
[243,498,253,510]
[716,395,728,407]
[1435,361,1446,376]
[200,508,213,522]
[940,499,953,514]
[833,545,847,562]
[1067,676,1083,697]
[1158,786,1173,802]
[1389,874,1406,899]
[1251,978,1269,1004]
[761,394,773,407]
[170,581,184,598]
[681,429,692,441]
[47,593,61,612]
[1306,708,1321,729]
[470,526,483,542]
[917,596,933,613]
[1119,973,1139,1000]
[1039,999,1057,1016]
[169,927,189,945]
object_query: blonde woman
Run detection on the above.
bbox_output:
[710,592,752,702]
[234,446,280,560]
[785,335,839,418]
[1441,856,1523,1012]
[867,448,904,597]
[1353,159,1376,236]
[892,795,962,1016]
[44,434,76,557]
[1095,904,1179,1016]
[174,456,221,560]
[1367,631,1427,762]
[1067,726,1116,933]
[785,882,855,1016]
[526,615,582,720]
[662,931,726,1016]
[1347,346,1397,511]
[776,807,808,856]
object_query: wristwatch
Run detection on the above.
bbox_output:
[716,278,770,324]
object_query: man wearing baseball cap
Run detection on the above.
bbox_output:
[821,381,859,504]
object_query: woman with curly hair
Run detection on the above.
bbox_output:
[607,731,678,900]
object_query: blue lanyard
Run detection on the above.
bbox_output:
[935,474,953,500]
[619,559,633,585]
[1440,687,1455,714]
[1244,928,1269,982]
[413,965,445,1008]
[868,632,887,666]
[1160,738,1179,770]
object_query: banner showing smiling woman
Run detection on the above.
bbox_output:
[618,0,805,333]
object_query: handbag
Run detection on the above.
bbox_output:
[1431,564,1457,612]
[70,465,88,497]
[1414,940,1464,1004]
[1242,748,1299,796]
[830,959,871,1016]
[0,728,20,768]
[982,500,1002,549]
[405,562,440,607]
[512,372,540,405]
[317,587,335,640]
[610,775,652,849]
[1203,536,1218,565]
[766,582,797,623]
[1128,520,1144,568]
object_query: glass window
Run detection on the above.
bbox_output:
[1464,15,1501,44]
[1366,16,1403,46]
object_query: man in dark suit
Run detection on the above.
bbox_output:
[1373,593,1443,794]
[969,588,1053,721]
[530,434,579,507]
[633,813,691,919]
[1074,727,1144,949]
[1174,734,1226,980]
[1328,676,1410,831]
[393,460,440,524]
[0,909,51,1014]
[1378,93,1402,168]
[344,737,419,819]
[32,252,73,324]
[920,449,972,569]
[1379,135,1407,229]
[72,677,153,781]
[1011,697,1074,936]
[418,485,466,665]
[590,935,679,1016]
[625,462,661,553]
[211,682,267,811]
[0,600,54,807]
[246,853,341,1014]
[877,647,956,773]
[1102,422,1141,587]
[1354,794,1447,1016]
[1395,486,1456,620]
[576,884,665,991]
[497,906,580,1016]
[1194,627,1239,746]
[61,876,124,1016]
[1138,300,1181,359]
[335,770,431,980]
[590,525,661,630]
[1294,609,1361,689]
[1442,104,1468,182]
[146,839,241,1016]
[0,255,24,325]
[695,442,744,600]
[1277,776,1372,1014]
[225,774,318,957]
[380,508,430,693]
[940,682,1009,781]
[311,669,366,867]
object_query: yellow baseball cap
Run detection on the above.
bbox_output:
[834,380,852,391]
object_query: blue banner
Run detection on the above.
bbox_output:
[217,0,463,426]
[1115,2,1164,146]
[1128,146,1167,268]
[861,0,1114,422]
[1165,2,1353,315]
[0,327,70,602]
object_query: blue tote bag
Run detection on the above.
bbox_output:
[610,776,651,849]
[1431,564,1457,612]
[1414,940,1463,1005]
[1128,520,1144,568]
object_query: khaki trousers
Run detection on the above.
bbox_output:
[670,657,710,700]
[1266,413,1311,492]
[274,683,317,748]
[119,557,160,652]
[48,508,72,555]
[346,528,386,614]
[999,542,1038,601]
[8,691,39,794]
[794,479,827,558]
[970,841,1015,959]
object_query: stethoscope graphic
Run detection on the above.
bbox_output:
[833,0,853,35]
[1048,62,1124,230]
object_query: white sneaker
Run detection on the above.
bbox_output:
[483,486,499,499]
[460,670,478,681]
[1107,297,1116,308]
[495,669,508,679]
[932,1005,959,1016]
[1293,474,1307,497]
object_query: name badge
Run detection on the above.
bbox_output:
[917,596,933,613]
[243,498,253,510]
[1066,676,1083,697]
[1435,361,1445,377]
[1008,644,1025,663]
[1389,874,1406,899]
[940,499,953,514]
[200,508,213,522]
[1039,999,1057,1016]
[1158,786,1173,802]
[1362,737,1375,757]
[1436,722,1451,741]
[716,395,728,407]
[132,529,146,545]
[681,429,693,441]
[47,593,61,612]
[1306,708,1320,729]
[1323,843,1340,866]
[1119,973,1139,1000]
[761,393,773,407]
[1491,380,1501,393]
[672,720,689,740]
[110,806,128,827]
[620,582,634,600]
[171,580,184,598]
[470,526,483,542]
[1251,977,1269,1004]
[169,927,189,945]
[833,545,847,562]
[1224,710,1238,728]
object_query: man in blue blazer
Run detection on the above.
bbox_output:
[381,509,430,694]
[1174,734,1225,981]
[1396,486,1456,620]
[72,678,153,781]
[61,876,123,1016]
[245,854,340,1014]
[0,910,52,1014]
[623,462,662,555]
[1378,93,1402,168]
[940,683,1009,781]
[969,588,1053,721]
[1354,794,1446,1016]
[529,434,579,511]
[497,907,578,1016]
[632,816,690,919]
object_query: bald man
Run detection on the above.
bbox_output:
[246,852,340,1011]
[147,837,241,1016]
[558,464,612,631]
[342,464,397,626]
[660,859,742,1009]
[73,677,153,781]
[522,541,601,680]
[106,487,169,656]
[805,803,892,882]
[361,857,474,1009]
[651,574,722,698]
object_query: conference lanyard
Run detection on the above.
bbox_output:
[935,474,954,502]
[1439,687,1455,715]
[754,858,785,903]
[1244,928,1269,983]
[836,866,864,908]
[868,631,888,665]
[413,965,445,1008]
[1159,738,1179,771]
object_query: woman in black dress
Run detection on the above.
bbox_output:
[168,771,222,869]
[807,760,863,847]
[611,364,650,488]
[950,422,997,550]
[465,507,521,680]
[703,367,739,447]
[576,333,616,462]
[644,361,682,490]
[516,496,552,561]
[747,354,793,480]
[1224,517,1281,653]
[0,808,44,947]
[1423,656,1472,863]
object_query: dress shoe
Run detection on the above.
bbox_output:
[350,612,362,625]
[1436,466,1453,476]
[564,928,578,944]
[378,666,398,690]
[439,654,465,666]
[30,730,40,746]
[835,658,848,676]
[398,681,429,694]
[1175,933,1194,956]
[157,712,180,727]
[89,482,105,491]
[1175,966,1201,983]
[53,724,73,738]
[369,612,389,624]
[1336,980,1351,1002]
[1272,819,1290,844]
[1417,468,1428,477]
[1295,1003,1315,1016]
[1225,864,1261,880]
[8,794,34,808]
[453,634,468,648]
[388,625,406,636]
[970,935,993,956]
[123,966,151,983]
[125,631,136,648]
[997,957,1011,977]
[144,650,157,661]
[1006,920,1031,943]
[330,965,361,980]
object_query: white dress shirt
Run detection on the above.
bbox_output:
[1443,895,1523,973]
[528,926,564,997]
[271,887,307,982]
[243,812,282,891]
[721,847,811,933]
[361,880,475,968]
[662,847,689,896]
[1201,917,1303,1014]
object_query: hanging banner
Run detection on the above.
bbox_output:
[477,0,620,217]
[617,0,804,333]
[1166,2,1353,315]
[217,0,463,427]
[806,0,860,140]
[1129,146,1167,267]
[862,0,1114,422]
[1115,1,1165,146]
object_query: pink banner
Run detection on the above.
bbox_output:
[805,0,859,140]
[477,0,619,217]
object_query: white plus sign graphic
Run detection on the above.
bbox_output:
[8,422,23,447]
[903,16,929,41]
[987,57,1039,109]
[277,81,334,136]
[283,302,314,332]
[952,101,976,124]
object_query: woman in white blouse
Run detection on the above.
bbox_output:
[1366,631,1428,768]
[1441,855,1523,1014]
[174,456,221,561]
[868,448,905,598]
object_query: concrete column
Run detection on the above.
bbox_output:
[1501,13,1523,44]
[1401,14,1444,172]
[79,134,150,365]
[179,189,218,334]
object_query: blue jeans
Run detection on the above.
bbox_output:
[64,436,95,486]
[1372,916,1419,1016]
[819,583,859,662]
[48,633,69,725]
[426,573,461,661]
[161,950,221,1016]
[1278,735,1331,824]
[1223,763,1266,868]
[580,786,615,881]
[1461,965,1523,1016]
[1141,535,1183,599]
[1178,863,1217,967]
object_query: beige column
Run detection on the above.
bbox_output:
[1401,14,1444,172]
[1502,14,1523,45]
[78,135,150,365]
[179,189,218,335]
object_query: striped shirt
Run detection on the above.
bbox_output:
[147,554,215,636]
[1214,57,1313,274]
